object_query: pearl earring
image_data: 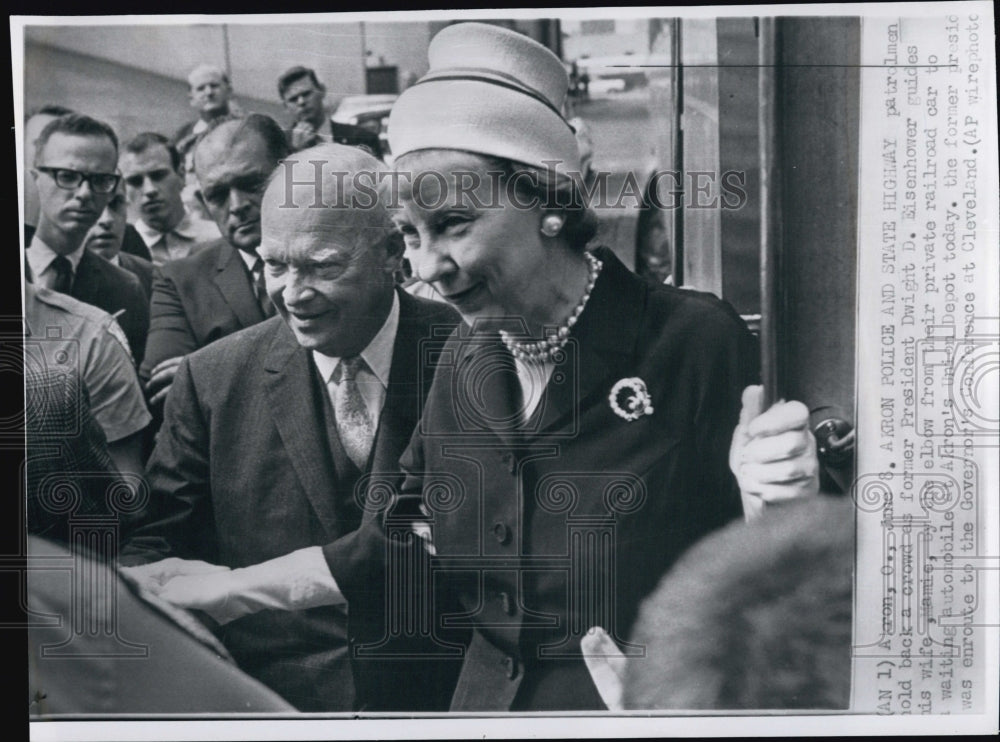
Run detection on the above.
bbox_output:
[540,214,565,237]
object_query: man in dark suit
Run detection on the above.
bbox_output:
[121,144,461,712]
[82,183,154,299]
[278,66,383,158]
[140,114,291,405]
[25,113,150,365]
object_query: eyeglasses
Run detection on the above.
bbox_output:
[36,167,121,194]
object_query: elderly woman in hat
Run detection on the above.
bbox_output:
[378,23,818,711]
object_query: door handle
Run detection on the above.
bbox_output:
[812,416,855,468]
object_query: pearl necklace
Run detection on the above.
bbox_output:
[500,251,603,363]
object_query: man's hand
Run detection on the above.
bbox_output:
[154,546,346,625]
[145,355,185,406]
[157,569,252,625]
[730,385,819,520]
[411,503,437,555]
[580,626,626,711]
[119,557,231,595]
[290,121,320,151]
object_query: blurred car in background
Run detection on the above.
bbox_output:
[332,94,398,161]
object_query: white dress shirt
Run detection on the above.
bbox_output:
[134,210,220,266]
[513,356,555,423]
[237,246,259,274]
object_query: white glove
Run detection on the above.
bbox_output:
[119,557,231,594]
[730,385,820,521]
[155,546,346,625]
[580,626,627,711]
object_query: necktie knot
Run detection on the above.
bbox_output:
[333,355,366,384]
[50,255,74,294]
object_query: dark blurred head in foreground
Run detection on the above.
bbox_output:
[625,496,853,710]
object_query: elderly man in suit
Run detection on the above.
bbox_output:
[25,113,150,365]
[121,143,460,712]
[140,114,290,405]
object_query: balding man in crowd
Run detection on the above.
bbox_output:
[172,64,235,175]
[140,114,290,406]
[121,143,460,712]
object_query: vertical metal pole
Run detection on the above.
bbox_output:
[360,22,368,93]
[758,17,781,408]
[671,18,684,287]
[221,25,233,83]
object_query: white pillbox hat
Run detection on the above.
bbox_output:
[388,22,582,175]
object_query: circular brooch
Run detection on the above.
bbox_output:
[608,377,654,421]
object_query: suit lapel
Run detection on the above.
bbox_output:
[71,250,102,300]
[454,327,523,449]
[213,243,264,329]
[370,291,431,474]
[263,321,340,538]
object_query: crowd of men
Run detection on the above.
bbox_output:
[23,62,456,713]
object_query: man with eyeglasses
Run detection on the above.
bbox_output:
[26,113,150,365]
[139,114,291,407]
[120,133,219,267]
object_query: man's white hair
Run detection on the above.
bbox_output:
[187,63,230,89]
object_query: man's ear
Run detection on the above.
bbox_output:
[380,231,406,274]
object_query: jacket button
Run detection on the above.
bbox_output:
[492,521,511,545]
[499,591,516,615]
[501,655,518,680]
